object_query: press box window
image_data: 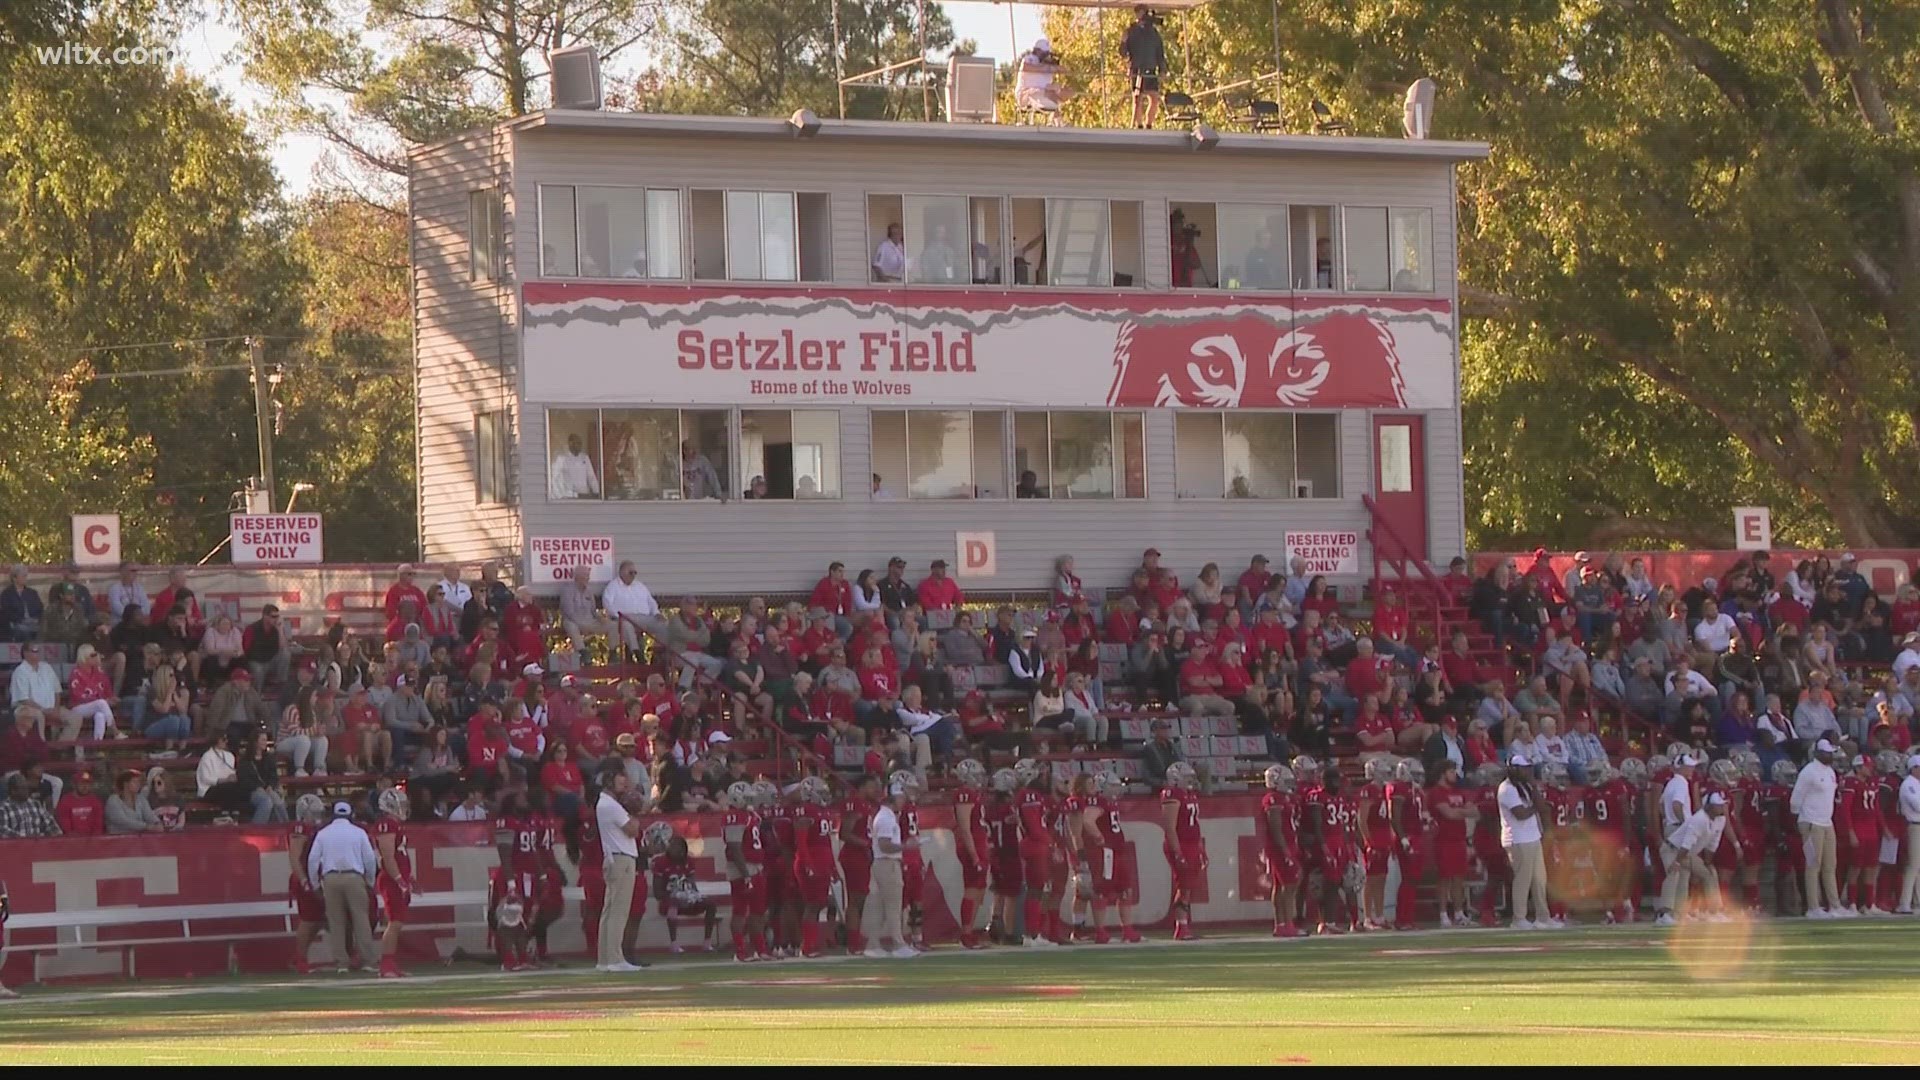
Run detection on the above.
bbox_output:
[552,408,731,501]
[1174,412,1339,499]
[539,185,684,279]
[546,409,604,500]
[1011,411,1147,499]
[740,410,841,499]
[1344,207,1434,293]
[692,190,831,282]
[1290,205,1336,290]
[1009,198,1142,287]
[469,189,502,281]
[870,410,1010,500]
[866,195,1006,285]
[475,409,510,504]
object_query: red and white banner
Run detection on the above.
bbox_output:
[1,797,1284,984]
[522,284,1455,410]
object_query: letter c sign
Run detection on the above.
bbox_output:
[72,514,121,567]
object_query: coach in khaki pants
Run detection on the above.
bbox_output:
[1497,755,1555,929]
[867,778,916,959]
[306,801,379,972]
[595,770,646,972]
[1790,739,1844,917]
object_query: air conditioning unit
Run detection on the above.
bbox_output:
[946,54,997,123]
[1294,479,1315,499]
[550,46,603,110]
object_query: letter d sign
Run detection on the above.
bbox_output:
[72,514,121,567]
[956,531,997,578]
[1733,507,1770,552]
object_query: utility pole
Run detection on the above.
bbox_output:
[248,336,277,510]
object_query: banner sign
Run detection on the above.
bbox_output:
[522,284,1456,411]
[1733,507,1771,552]
[229,513,324,565]
[527,536,617,583]
[1284,530,1361,575]
[2,797,1292,984]
[71,514,121,567]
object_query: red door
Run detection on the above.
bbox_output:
[1372,414,1427,563]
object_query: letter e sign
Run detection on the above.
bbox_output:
[1733,507,1770,552]
[956,531,997,578]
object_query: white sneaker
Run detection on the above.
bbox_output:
[1439,912,1453,928]
[1653,913,1677,927]
[1805,907,1831,920]
[313,766,328,776]
[1542,917,1565,929]
[1707,912,1732,924]
[600,961,643,973]
[0,985,17,999]
[862,946,888,959]
[1839,906,1861,919]
[1511,919,1536,931]
[669,944,683,954]
[890,946,919,959]
[1866,907,1894,918]
[1895,907,1914,915]
[295,768,310,778]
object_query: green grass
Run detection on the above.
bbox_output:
[5,920,1918,1064]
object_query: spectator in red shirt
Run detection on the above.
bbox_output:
[501,587,547,667]
[1177,639,1234,717]
[55,769,104,836]
[1235,555,1272,616]
[1103,595,1139,646]
[1440,556,1474,606]
[1523,548,1569,610]
[467,708,510,773]
[1300,576,1340,621]
[1371,588,1417,665]
[916,559,964,611]
[539,742,585,816]
[856,644,901,728]
[1354,693,1394,757]
[1060,595,1099,647]
[809,561,856,637]
[149,569,205,639]
[384,596,423,644]
[569,701,611,775]
[0,704,49,774]
[1345,637,1389,700]
[383,565,429,623]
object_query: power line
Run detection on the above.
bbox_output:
[67,334,304,356]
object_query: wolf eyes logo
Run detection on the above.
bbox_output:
[1105,312,1410,409]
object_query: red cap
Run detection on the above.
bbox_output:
[230,668,252,682]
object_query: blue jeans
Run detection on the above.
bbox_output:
[912,717,959,757]
[249,788,284,824]
[1577,612,1615,643]
[141,713,192,741]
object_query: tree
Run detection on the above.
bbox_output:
[225,0,660,187]
[1135,0,1920,549]
[646,0,952,119]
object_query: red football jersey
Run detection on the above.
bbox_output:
[954,788,991,858]
[1735,778,1768,841]
[793,804,836,866]
[1091,795,1127,848]
[1315,790,1358,851]
[1838,777,1884,840]
[842,797,874,847]
[1586,779,1634,836]
[1016,788,1051,853]
[496,813,550,873]
[1056,794,1086,847]
[983,798,1021,853]
[1260,789,1301,854]
[900,798,921,857]
[576,804,604,869]
[1389,781,1432,839]
[723,808,765,869]
[1160,786,1203,846]
[1472,788,1504,856]
[373,817,412,880]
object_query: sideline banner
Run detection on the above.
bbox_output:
[523,284,1456,411]
[1,797,1279,983]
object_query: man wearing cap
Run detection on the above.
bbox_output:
[1236,556,1273,619]
[1015,36,1074,120]
[382,674,432,762]
[868,777,916,958]
[1177,639,1235,718]
[1656,792,1731,925]
[1832,553,1870,614]
[1497,754,1554,929]
[1140,549,1181,612]
[1139,718,1184,784]
[382,566,428,624]
[307,800,380,973]
[1792,738,1846,917]
[916,559,964,612]
[1897,755,1920,914]
[0,566,43,642]
[877,557,915,621]
[594,767,646,972]
[242,604,291,687]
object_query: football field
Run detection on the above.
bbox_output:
[4,920,1917,1065]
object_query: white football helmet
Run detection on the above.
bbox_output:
[726,781,755,808]
[1264,764,1291,790]
[751,779,780,807]
[1586,759,1613,785]
[377,786,411,821]
[1648,753,1673,775]
[1166,761,1199,790]
[1618,757,1648,785]
[294,792,328,823]
[1291,754,1322,781]
[1013,758,1043,786]
[954,758,988,788]
[641,821,677,856]
[1098,772,1127,798]
[1474,762,1506,787]
[801,775,833,804]
[1364,756,1394,784]
[1539,761,1569,787]
[1738,755,1763,780]
[1875,749,1904,776]
[1707,759,1737,785]
[1665,741,1693,761]
[1394,758,1425,785]
[990,767,1020,794]
[889,770,922,799]
[1771,760,1798,786]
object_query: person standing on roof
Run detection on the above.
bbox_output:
[1122,6,1167,129]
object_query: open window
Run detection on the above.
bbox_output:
[1167,201,1219,288]
[691,190,830,282]
[1175,412,1340,498]
[739,410,841,499]
[538,185,683,279]
[1290,205,1337,290]
[871,410,1009,499]
[1011,411,1147,499]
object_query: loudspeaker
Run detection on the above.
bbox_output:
[946,54,997,123]
[550,46,603,110]
[1403,78,1436,139]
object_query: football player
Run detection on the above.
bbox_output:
[1536,761,1578,924]
[838,774,880,955]
[1732,753,1769,912]
[722,781,771,961]
[287,796,329,974]
[1389,758,1432,931]
[652,831,720,951]
[1641,753,1675,899]
[1310,766,1360,934]
[1470,762,1509,928]
[372,786,416,979]
[984,767,1024,944]
[892,772,929,950]
[1260,764,1304,937]
[1358,757,1397,930]
[1428,760,1477,928]
[754,779,797,957]
[1700,758,1744,912]
[791,776,838,957]
[1874,749,1907,913]
[1014,759,1061,946]
[492,791,562,967]
[951,758,992,949]
[1160,761,1206,941]
[1763,760,1804,917]
[1837,755,1886,915]
[1292,755,1326,927]
[1585,759,1637,923]
[1060,774,1095,942]
[1084,772,1142,943]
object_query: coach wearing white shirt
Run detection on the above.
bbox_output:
[1657,793,1730,926]
[601,561,664,656]
[437,564,473,612]
[1897,755,1920,915]
[1691,601,1738,654]
[868,782,914,958]
[595,770,645,972]
[307,802,380,972]
[7,643,69,739]
[1791,738,1845,917]
[1661,755,1697,840]
[1497,755,1555,929]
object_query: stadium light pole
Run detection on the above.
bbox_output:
[248,336,278,511]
